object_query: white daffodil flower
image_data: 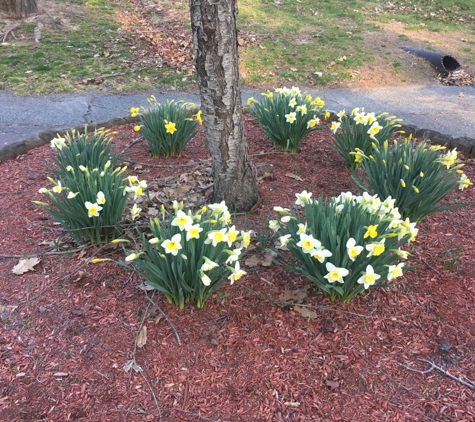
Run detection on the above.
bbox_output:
[295,190,312,206]
[85,201,102,218]
[205,228,228,247]
[240,230,253,248]
[50,137,66,150]
[296,233,321,254]
[324,262,349,284]
[387,263,404,280]
[312,248,333,263]
[171,210,193,231]
[161,233,182,256]
[357,265,381,289]
[228,261,246,284]
[269,220,280,232]
[346,238,364,261]
[226,225,239,247]
[130,204,141,220]
[186,224,203,241]
[225,248,242,265]
[96,191,106,205]
[201,257,219,272]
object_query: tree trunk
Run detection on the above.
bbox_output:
[190,0,259,212]
[0,0,37,18]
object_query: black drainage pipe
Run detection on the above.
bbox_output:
[401,46,461,75]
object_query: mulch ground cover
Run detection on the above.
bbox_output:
[0,116,474,421]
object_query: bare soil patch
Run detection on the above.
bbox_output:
[1,119,474,421]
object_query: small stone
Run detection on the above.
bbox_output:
[210,338,219,346]
[39,306,46,313]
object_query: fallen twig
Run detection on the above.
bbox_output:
[0,244,94,259]
[120,136,144,154]
[398,359,475,390]
[420,257,442,276]
[144,293,181,345]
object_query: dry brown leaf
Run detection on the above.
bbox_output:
[285,172,303,181]
[293,305,318,319]
[326,379,340,390]
[244,250,276,267]
[136,325,147,348]
[279,289,308,302]
[0,304,18,316]
[12,257,41,275]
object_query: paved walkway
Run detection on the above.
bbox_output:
[1,84,474,149]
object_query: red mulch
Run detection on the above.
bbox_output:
[1,116,474,422]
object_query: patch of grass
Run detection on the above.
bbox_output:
[374,0,475,32]
[2,0,474,94]
[0,0,173,95]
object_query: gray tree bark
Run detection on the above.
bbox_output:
[190,0,259,212]
[0,0,38,18]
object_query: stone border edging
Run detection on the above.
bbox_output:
[1,109,474,164]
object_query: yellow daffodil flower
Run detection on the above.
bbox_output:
[365,239,386,257]
[164,120,177,135]
[196,110,203,125]
[364,224,378,239]
[133,125,141,132]
[205,228,228,247]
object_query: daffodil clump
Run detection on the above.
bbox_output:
[35,132,145,244]
[247,86,325,152]
[131,96,200,158]
[121,201,251,309]
[352,137,473,222]
[329,107,403,169]
[270,191,417,302]
[47,128,121,177]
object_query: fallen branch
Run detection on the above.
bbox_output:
[397,358,475,390]
[144,293,181,345]
[2,23,20,43]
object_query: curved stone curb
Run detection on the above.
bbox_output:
[1,109,474,164]
[0,115,141,164]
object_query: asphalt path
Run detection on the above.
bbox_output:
[1,84,474,148]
